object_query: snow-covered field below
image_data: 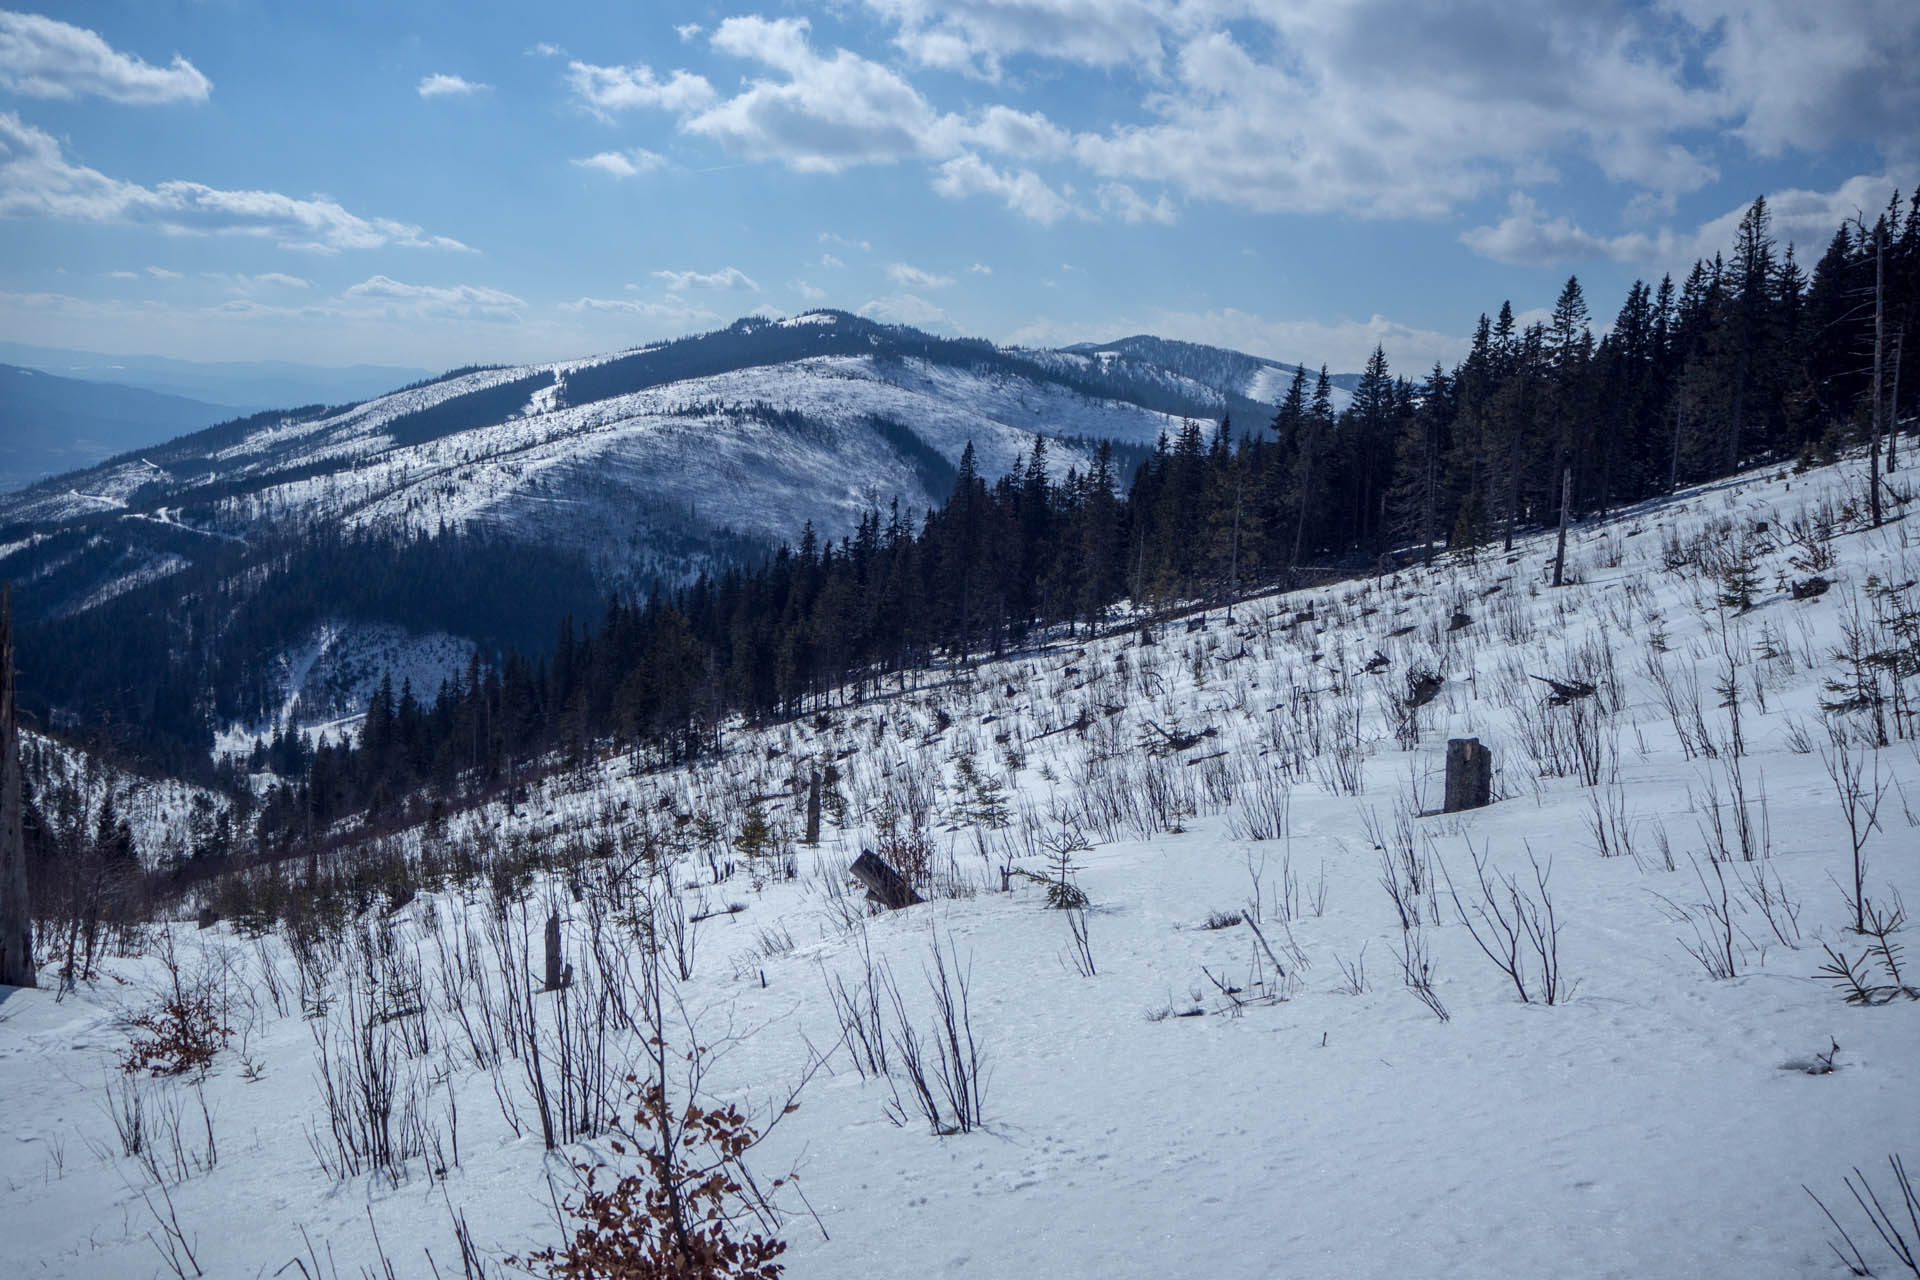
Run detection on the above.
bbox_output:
[4,453,1919,1279]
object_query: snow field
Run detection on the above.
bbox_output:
[2,452,1919,1278]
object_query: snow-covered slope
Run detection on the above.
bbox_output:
[4,450,1917,1279]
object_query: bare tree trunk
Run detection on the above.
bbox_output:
[1551,465,1572,588]
[1670,400,1683,492]
[1889,329,1903,474]
[1,583,36,989]
[1871,224,1885,527]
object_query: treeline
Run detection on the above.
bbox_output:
[248,194,1920,846]
[14,527,604,778]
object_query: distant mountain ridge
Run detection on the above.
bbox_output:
[0,341,432,415]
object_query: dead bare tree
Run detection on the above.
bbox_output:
[1,582,34,989]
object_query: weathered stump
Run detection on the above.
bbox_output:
[543,911,568,991]
[850,850,923,910]
[1443,738,1493,813]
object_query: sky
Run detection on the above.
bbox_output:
[0,1,1914,377]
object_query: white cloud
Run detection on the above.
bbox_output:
[144,264,181,279]
[932,152,1078,224]
[819,253,845,269]
[687,17,946,173]
[653,266,759,292]
[819,232,869,251]
[1097,181,1175,225]
[1669,0,1920,161]
[955,105,1072,159]
[418,73,489,99]
[550,2,1919,234]
[0,11,210,104]
[0,112,470,252]
[1462,175,1914,269]
[344,275,524,317]
[1687,174,1913,257]
[861,0,1172,78]
[222,271,310,290]
[675,24,703,43]
[105,268,136,279]
[887,262,954,289]
[526,42,565,58]
[1064,8,1738,220]
[571,20,1051,179]
[558,294,718,325]
[857,292,951,329]
[567,59,716,117]
[968,263,992,274]
[572,148,666,179]
[1459,193,1679,266]
[793,280,826,300]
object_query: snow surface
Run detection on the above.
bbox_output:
[4,453,1919,1279]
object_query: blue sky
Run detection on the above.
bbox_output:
[0,2,1914,375]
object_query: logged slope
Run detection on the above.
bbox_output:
[2,450,1916,1279]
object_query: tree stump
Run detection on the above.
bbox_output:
[850,850,923,910]
[543,911,568,991]
[1443,738,1492,813]
[805,769,823,846]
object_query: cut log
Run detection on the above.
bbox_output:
[850,850,923,910]
[1531,674,1598,706]
[1405,669,1445,709]
[1443,738,1493,813]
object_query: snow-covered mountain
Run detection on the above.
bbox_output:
[0,311,1328,749]
[0,311,1255,570]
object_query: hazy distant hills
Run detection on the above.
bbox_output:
[0,341,432,415]
[0,344,436,493]
[0,364,234,492]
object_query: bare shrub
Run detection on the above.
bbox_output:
[515,1079,787,1280]
[1805,1155,1920,1279]
[122,935,232,1078]
[1442,842,1569,1005]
